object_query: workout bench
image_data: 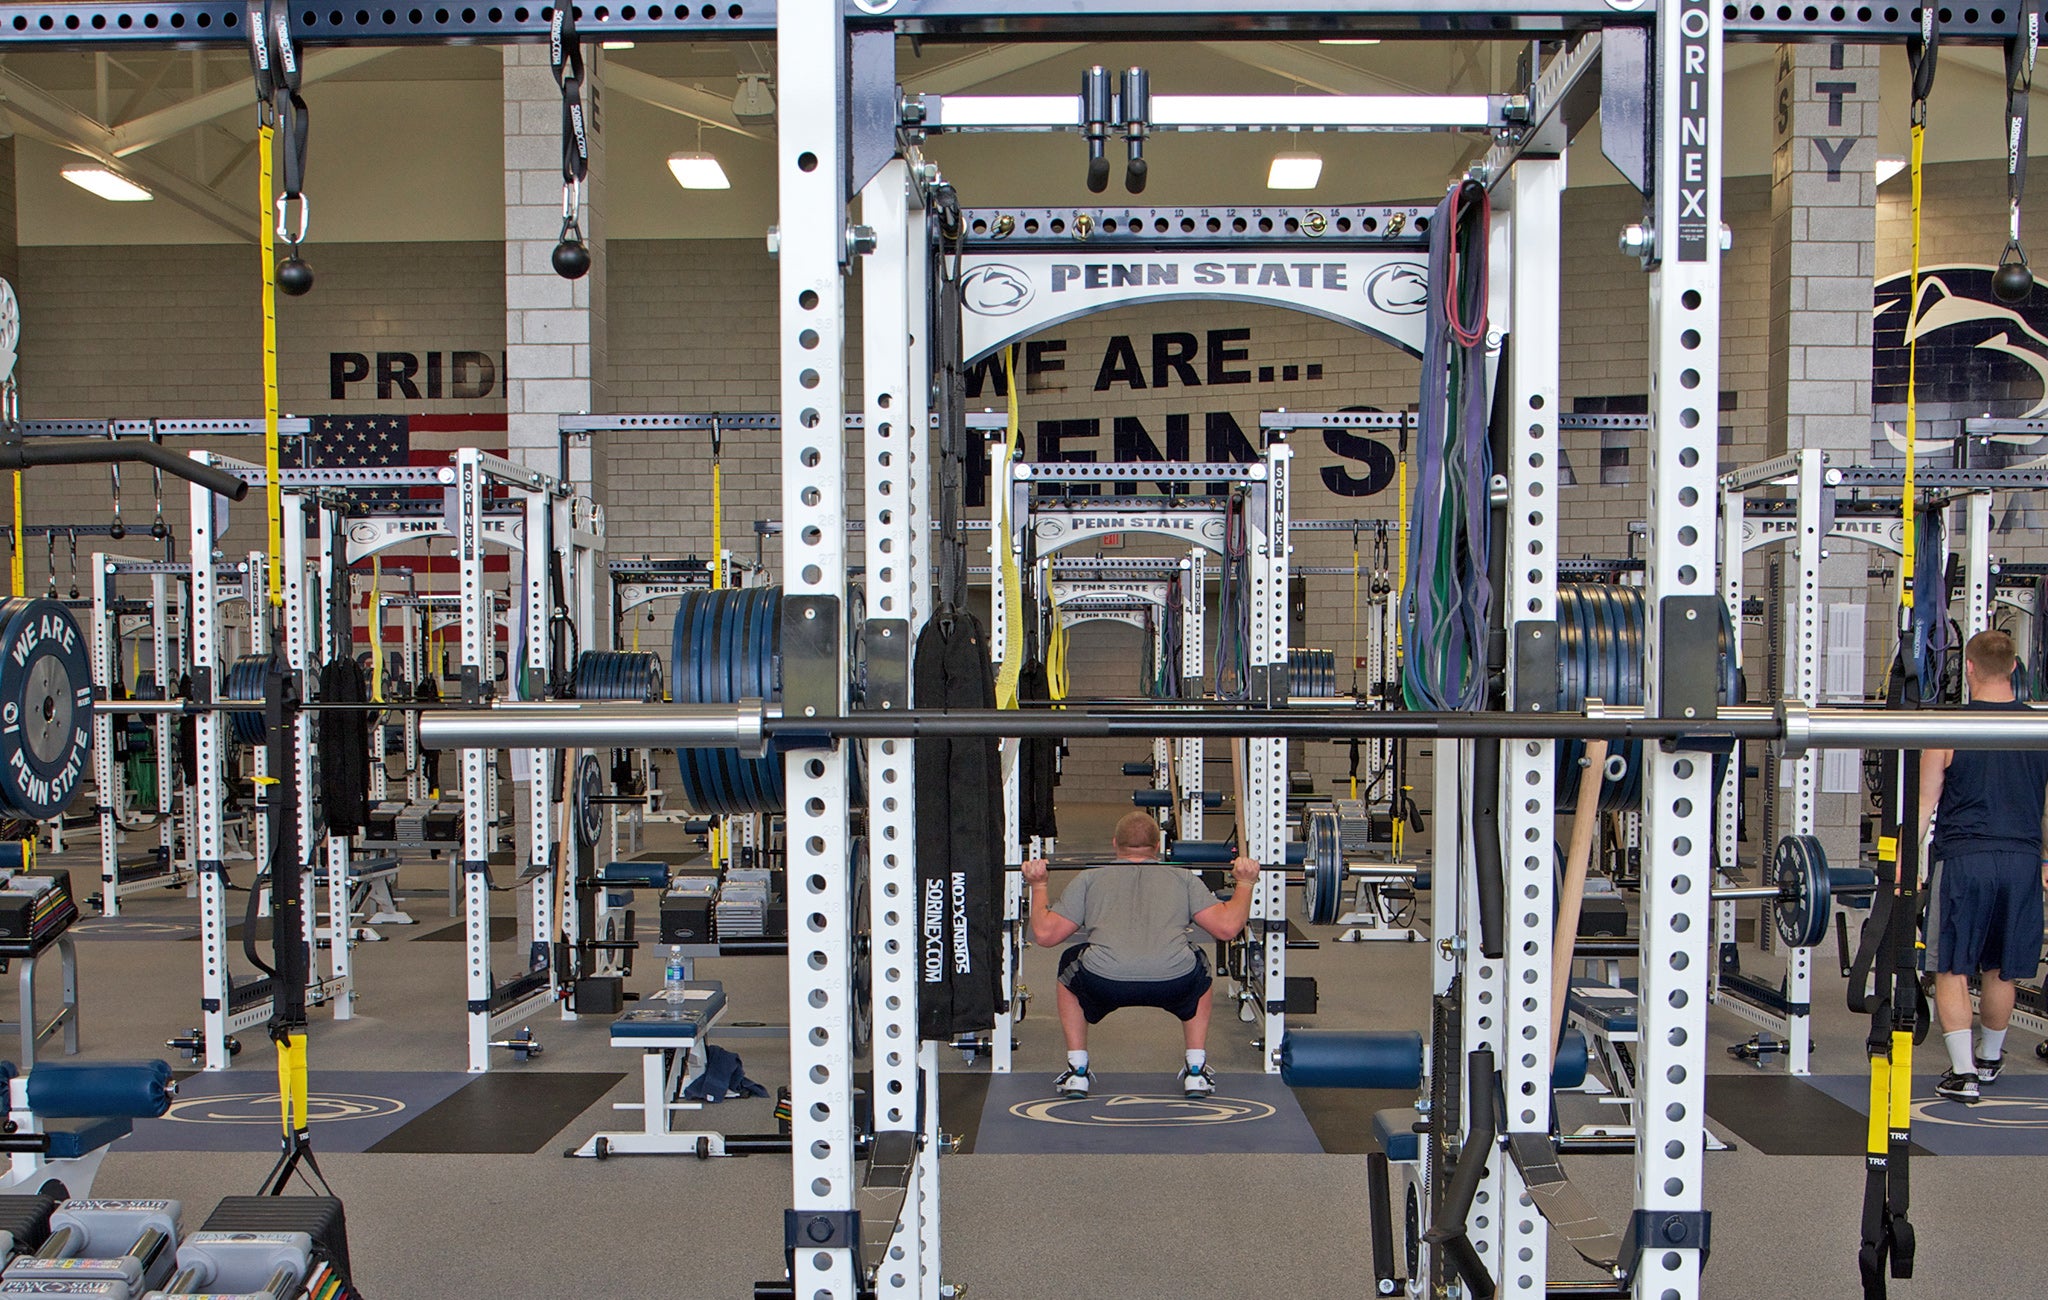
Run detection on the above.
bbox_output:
[568,979,737,1159]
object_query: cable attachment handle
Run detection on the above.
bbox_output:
[148,428,167,541]
[551,3,594,280]
[107,426,125,540]
[251,0,313,295]
[1996,1,2040,302]
[1081,65,1113,194]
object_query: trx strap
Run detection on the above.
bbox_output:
[1350,527,1363,698]
[549,2,593,280]
[1858,18,1939,1297]
[248,0,307,611]
[368,559,384,704]
[1996,1,2040,302]
[994,344,1024,710]
[8,468,20,599]
[710,417,725,592]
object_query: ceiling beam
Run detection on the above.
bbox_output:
[1196,41,1440,99]
[109,47,392,156]
[909,43,1085,94]
[600,62,767,141]
[0,67,252,241]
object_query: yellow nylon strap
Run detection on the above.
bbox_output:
[9,472,20,598]
[368,559,384,703]
[711,460,724,593]
[1888,1029,1913,1128]
[260,122,284,611]
[1350,535,1362,800]
[1046,611,1069,700]
[994,345,1025,711]
[276,1031,309,1133]
[1901,121,1925,607]
[1866,1050,1890,1153]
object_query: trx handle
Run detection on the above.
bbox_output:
[549,0,593,279]
[1996,1,2040,301]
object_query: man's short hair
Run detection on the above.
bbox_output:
[1112,812,1163,852]
[1966,628,2018,680]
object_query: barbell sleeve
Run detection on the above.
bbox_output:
[421,701,770,755]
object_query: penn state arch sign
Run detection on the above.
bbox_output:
[958,250,1430,363]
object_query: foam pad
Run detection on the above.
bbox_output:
[1371,1107,1422,1162]
[26,1061,173,1120]
[1277,1030,1424,1091]
[1553,1029,1589,1090]
[43,1116,131,1161]
[1411,869,1432,892]
[598,862,672,890]
[0,845,27,871]
[1120,762,1156,777]
[1131,790,1222,809]
[1168,841,1307,866]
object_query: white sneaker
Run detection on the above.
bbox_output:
[1180,1064,1216,1098]
[1053,1066,1090,1098]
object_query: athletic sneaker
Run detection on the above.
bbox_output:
[1180,1064,1217,1099]
[1053,1066,1090,1098]
[1976,1055,2006,1086]
[1935,1070,1981,1103]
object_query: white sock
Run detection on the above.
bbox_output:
[1185,1049,1207,1071]
[1067,1050,1089,1072]
[1944,1029,1975,1076]
[1978,1027,2008,1063]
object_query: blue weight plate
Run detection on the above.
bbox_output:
[1554,586,1586,809]
[1581,586,1619,810]
[0,598,95,822]
[676,591,720,813]
[751,587,786,811]
[720,588,761,814]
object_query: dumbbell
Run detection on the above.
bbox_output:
[4,1198,182,1294]
[147,1229,313,1300]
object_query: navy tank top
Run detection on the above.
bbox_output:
[1932,699,2048,858]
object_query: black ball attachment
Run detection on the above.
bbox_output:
[553,239,592,280]
[108,522,125,540]
[1994,258,2035,304]
[150,520,168,541]
[276,256,315,297]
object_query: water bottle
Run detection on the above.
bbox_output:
[664,945,688,1019]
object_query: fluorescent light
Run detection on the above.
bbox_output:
[667,151,731,190]
[1267,151,1323,190]
[61,166,152,202]
[1318,38,1382,44]
[1876,155,1907,185]
[601,39,635,49]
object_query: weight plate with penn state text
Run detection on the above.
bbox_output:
[0,597,94,823]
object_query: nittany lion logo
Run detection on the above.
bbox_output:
[960,264,1035,316]
[163,1091,406,1126]
[1872,263,2048,468]
[1365,262,1430,316]
[1009,1092,1277,1127]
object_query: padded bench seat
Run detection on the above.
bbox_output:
[43,1116,130,1161]
[611,982,726,1044]
[312,855,399,886]
[1372,1108,1421,1162]
[1568,981,1639,1036]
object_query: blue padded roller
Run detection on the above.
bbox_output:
[1121,762,1156,777]
[1132,790,1223,809]
[26,1060,174,1119]
[1167,840,1306,866]
[1412,869,1432,892]
[1554,1029,1589,1090]
[1277,1030,1424,1090]
[598,862,672,890]
[0,843,28,871]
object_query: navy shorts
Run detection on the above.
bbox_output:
[1936,849,2045,983]
[1057,945,1211,1024]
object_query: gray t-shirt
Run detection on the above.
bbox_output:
[1051,863,1221,981]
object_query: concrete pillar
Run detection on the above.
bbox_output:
[1765,41,1877,867]
[502,44,607,488]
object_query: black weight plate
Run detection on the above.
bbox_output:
[0,599,94,822]
[1772,833,1830,950]
[1303,807,1342,926]
[572,752,603,851]
[850,835,872,1055]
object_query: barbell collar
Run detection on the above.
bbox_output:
[420,700,771,756]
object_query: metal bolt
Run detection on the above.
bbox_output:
[848,224,878,256]
[1303,210,1329,237]
[1619,223,1652,255]
[764,226,781,257]
[1685,608,1698,620]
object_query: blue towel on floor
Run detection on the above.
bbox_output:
[683,1044,769,1104]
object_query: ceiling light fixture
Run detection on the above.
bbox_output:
[1268,151,1323,190]
[601,39,636,49]
[669,152,731,190]
[61,166,152,202]
[1876,155,1907,185]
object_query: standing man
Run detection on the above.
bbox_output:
[1919,629,2048,1102]
[1023,813,1259,1099]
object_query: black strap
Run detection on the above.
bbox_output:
[248,1,310,252]
[1909,9,1940,123]
[2004,3,2039,268]
[550,2,589,251]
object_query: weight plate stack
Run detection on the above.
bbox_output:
[850,834,872,1055]
[1553,583,1738,813]
[222,654,274,748]
[672,587,783,816]
[1302,806,1344,926]
[1287,647,1336,699]
[572,650,664,704]
[0,598,94,823]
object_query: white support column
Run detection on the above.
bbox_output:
[456,451,496,1072]
[1635,3,1723,1295]
[315,504,356,1020]
[1495,153,1564,1300]
[189,462,231,1071]
[525,490,558,1018]
[1783,451,1823,1071]
[153,574,178,876]
[1964,492,1992,640]
[990,435,1021,1075]
[779,4,858,1295]
[1249,445,1290,1068]
[1713,486,1745,961]
[90,554,118,916]
[1180,550,1205,839]
[860,156,934,1300]
[281,494,325,1010]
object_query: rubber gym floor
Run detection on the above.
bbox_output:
[36,800,2045,1298]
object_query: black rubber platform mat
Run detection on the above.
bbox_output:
[1708,1073,1932,1157]
[414,916,519,943]
[367,1072,623,1154]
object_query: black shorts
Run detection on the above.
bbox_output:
[1057,944,1211,1024]
[1936,849,2045,983]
